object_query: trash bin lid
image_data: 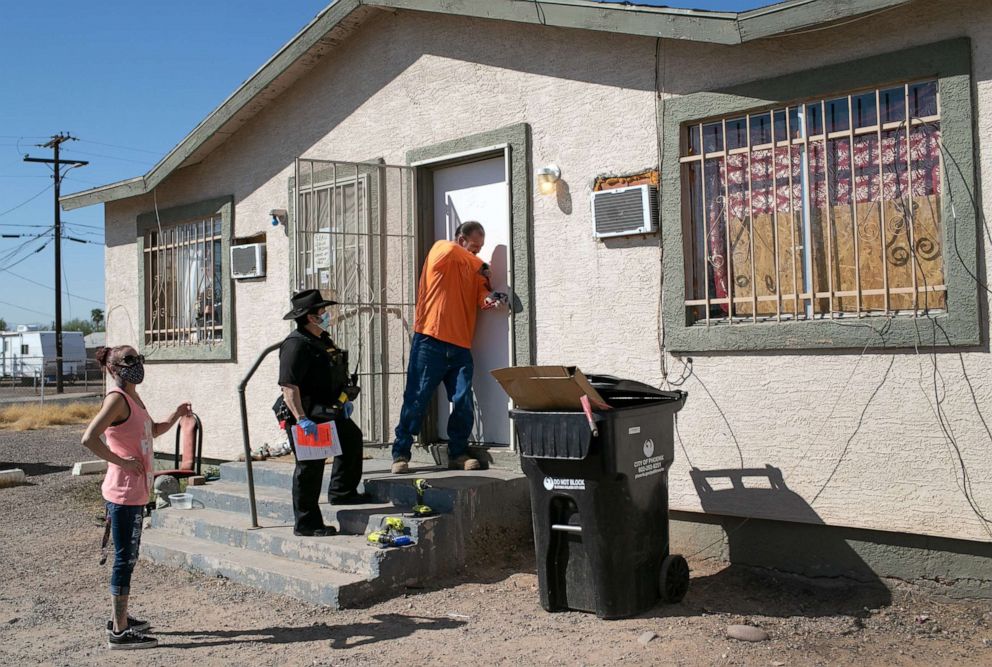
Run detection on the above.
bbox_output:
[584,374,686,404]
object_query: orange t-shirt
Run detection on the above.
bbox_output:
[414,240,491,349]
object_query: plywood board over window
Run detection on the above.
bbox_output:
[681,80,944,324]
[662,39,978,351]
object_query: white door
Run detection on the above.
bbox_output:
[432,155,511,446]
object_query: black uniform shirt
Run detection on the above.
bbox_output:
[278,328,349,411]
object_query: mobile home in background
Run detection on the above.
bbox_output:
[0,326,86,379]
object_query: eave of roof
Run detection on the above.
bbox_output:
[60,0,913,211]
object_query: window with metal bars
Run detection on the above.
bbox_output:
[680,79,944,325]
[143,215,224,346]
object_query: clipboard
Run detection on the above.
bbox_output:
[292,421,343,460]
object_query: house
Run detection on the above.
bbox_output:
[0,327,87,378]
[62,0,992,594]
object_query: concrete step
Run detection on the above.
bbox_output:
[140,530,377,608]
[151,506,440,577]
[184,481,428,537]
[219,459,526,516]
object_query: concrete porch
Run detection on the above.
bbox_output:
[142,458,531,608]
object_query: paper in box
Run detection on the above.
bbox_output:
[490,366,609,411]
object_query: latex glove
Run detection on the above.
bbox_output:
[482,291,508,311]
[297,418,318,436]
[343,402,354,419]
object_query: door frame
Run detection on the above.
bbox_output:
[406,123,535,450]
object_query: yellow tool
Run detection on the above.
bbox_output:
[367,516,414,548]
[383,516,405,531]
[412,479,435,518]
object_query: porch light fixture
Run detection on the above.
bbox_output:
[269,208,288,226]
[535,164,560,196]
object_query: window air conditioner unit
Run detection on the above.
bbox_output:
[231,243,266,279]
[590,184,658,239]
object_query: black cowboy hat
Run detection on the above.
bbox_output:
[282,289,338,320]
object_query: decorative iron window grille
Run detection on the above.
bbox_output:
[680,79,944,324]
[293,159,417,445]
[143,216,224,345]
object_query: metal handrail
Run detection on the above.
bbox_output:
[238,341,283,528]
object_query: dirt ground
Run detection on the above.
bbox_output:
[2,426,992,666]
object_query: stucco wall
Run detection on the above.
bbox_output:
[102,1,992,543]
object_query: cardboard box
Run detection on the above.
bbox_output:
[490,366,610,411]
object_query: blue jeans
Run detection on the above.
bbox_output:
[107,502,144,596]
[393,333,474,461]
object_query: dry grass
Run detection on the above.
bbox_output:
[0,402,100,431]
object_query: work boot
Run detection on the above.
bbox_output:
[391,458,410,474]
[449,455,481,471]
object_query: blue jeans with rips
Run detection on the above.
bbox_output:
[107,502,144,596]
[392,333,474,461]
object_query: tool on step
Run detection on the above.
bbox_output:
[367,531,414,548]
[412,479,436,518]
[367,515,414,548]
[382,516,406,532]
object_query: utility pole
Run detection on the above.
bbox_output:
[24,133,88,394]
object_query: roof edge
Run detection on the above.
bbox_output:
[61,0,362,211]
[60,0,915,211]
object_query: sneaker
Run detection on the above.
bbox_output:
[107,627,158,650]
[293,526,337,537]
[106,616,150,636]
[391,459,410,474]
[449,455,481,471]
[329,492,373,505]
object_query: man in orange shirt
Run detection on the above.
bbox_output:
[391,221,506,473]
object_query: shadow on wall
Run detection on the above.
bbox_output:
[671,464,893,618]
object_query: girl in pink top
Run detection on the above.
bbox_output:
[81,344,190,650]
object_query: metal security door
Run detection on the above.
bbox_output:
[291,158,417,446]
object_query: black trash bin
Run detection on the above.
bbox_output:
[510,374,688,619]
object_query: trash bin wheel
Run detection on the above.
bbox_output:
[659,554,690,603]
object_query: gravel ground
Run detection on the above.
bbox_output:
[2,425,992,666]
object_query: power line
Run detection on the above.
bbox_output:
[0,185,53,218]
[63,226,104,238]
[63,220,104,231]
[66,236,104,246]
[0,266,103,305]
[59,147,155,166]
[0,297,53,319]
[0,230,51,265]
[75,138,163,155]
[0,239,51,273]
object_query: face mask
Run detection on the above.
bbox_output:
[116,362,145,386]
[317,312,332,332]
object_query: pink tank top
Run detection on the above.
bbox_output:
[101,388,154,506]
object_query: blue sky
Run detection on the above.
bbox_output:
[0,0,766,328]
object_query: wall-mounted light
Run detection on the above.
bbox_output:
[535,164,561,196]
[269,208,288,226]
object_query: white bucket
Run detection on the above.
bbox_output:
[168,493,193,510]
